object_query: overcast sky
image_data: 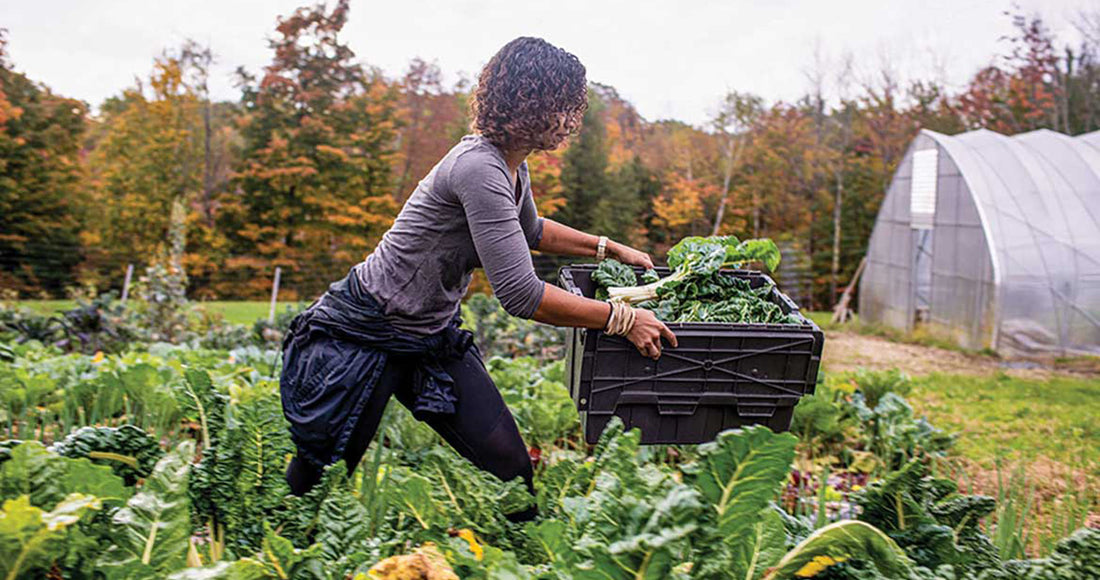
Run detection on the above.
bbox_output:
[1,0,1094,125]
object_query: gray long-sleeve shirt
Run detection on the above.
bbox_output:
[357,134,546,335]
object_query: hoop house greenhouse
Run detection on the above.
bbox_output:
[860,128,1100,356]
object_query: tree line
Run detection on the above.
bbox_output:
[2,1,1099,308]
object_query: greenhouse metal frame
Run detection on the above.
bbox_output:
[860,128,1100,356]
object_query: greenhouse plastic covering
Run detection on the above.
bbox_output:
[861,129,1100,356]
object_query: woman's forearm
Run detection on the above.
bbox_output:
[537,219,654,269]
[531,282,611,329]
[530,282,678,359]
[538,219,600,257]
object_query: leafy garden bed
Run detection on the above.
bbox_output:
[0,297,1097,579]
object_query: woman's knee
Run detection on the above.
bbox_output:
[482,416,534,486]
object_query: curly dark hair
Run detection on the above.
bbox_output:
[471,37,588,152]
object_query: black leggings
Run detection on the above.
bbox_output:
[285,349,537,521]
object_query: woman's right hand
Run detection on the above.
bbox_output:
[626,308,678,360]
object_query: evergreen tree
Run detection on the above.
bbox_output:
[557,92,609,232]
[592,155,659,247]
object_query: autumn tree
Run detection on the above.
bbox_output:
[907,80,965,134]
[735,106,819,240]
[556,89,660,246]
[639,119,720,185]
[393,58,467,201]
[954,11,1100,135]
[177,42,240,298]
[1067,8,1100,132]
[0,31,88,295]
[709,91,762,236]
[221,0,400,299]
[591,83,647,168]
[85,45,232,292]
[651,172,719,247]
[526,147,567,218]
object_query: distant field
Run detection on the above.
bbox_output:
[910,373,1100,472]
[197,301,300,325]
[14,300,297,326]
[19,300,77,315]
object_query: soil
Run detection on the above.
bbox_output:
[822,330,1098,380]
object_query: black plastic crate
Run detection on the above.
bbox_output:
[560,264,824,445]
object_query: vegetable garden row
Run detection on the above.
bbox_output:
[0,295,1097,579]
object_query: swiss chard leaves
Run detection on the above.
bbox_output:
[592,259,638,289]
[0,493,103,580]
[594,236,795,324]
[726,238,781,272]
[854,460,1002,575]
[96,442,196,578]
[683,425,797,579]
[0,441,128,508]
[51,424,164,485]
[762,520,913,580]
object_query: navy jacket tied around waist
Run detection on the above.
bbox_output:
[280,263,475,467]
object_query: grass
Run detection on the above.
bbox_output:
[837,369,1099,555]
[19,299,77,315]
[804,310,836,328]
[14,300,296,326]
[196,301,300,325]
[907,372,1100,475]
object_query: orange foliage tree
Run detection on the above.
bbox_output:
[219,0,400,299]
[0,31,87,295]
[392,58,468,202]
[85,55,206,288]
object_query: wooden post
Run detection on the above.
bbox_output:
[268,267,282,324]
[831,256,867,325]
[120,264,134,303]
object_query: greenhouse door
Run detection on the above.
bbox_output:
[909,148,938,328]
[913,229,934,324]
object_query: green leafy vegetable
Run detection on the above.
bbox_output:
[51,424,164,485]
[0,441,128,508]
[982,527,1100,579]
[281,460,389,570]
[727,238,782,272]
[854,460,1002,575]
[189,378,294,556]
[592,259,638,289]
[487,357,578,450]
[0,493,103,580]
[684,425,797,579]
[1,339,1095,580]
[96,442,196,578]
[762,520,913,579]
[735,505,788,580]
[596,235,796,324]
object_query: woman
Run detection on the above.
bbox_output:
[280,37,676,522]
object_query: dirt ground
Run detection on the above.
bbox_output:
[822,329,1096,380]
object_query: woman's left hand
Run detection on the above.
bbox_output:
[610,241,654,269]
